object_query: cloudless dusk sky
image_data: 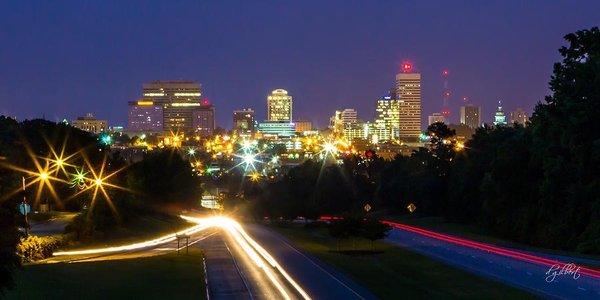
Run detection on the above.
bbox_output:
[1,1,599,128]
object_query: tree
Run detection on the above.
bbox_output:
[360,218,391,251]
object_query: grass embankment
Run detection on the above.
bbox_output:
[273,225,537,299]
[6,248,206,299]
[387,215,600,264]
[62,214,192,250]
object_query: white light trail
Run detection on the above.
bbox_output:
[53,215,311,300]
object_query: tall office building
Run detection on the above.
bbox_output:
[428,113,445,125]
[460,105,482,128]
[267,89,293,122]
[374,94,400,141]
[340,109,358,125]
[141,81,203,133]
[493,101,507,125]
[232,108,256,133]
[192,100,215,137]
[127,100,163,133]
[72,113,107,134]
[396,66,421,139]
[509,108,528,125]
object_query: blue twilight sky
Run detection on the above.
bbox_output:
[1,1,599,129]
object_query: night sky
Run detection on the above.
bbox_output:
[1,1,599,129]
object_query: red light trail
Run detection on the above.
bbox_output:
[382,220,600,279]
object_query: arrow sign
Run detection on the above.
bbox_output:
[19,203,31,215]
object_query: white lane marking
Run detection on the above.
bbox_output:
[260,227,366,300]
[577,287,586,291]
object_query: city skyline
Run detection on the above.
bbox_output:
[1,2,599,128]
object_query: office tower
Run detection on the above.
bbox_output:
[374,93,400,142]
[232,108,256,133]
[330,110,343,134]
[510,108,528,125]
[428,113,445,125]
[72,113,107,134]
[343,122,369,141]
[267,89,293,122]
[493,101,507,125]
[340,109,358,125]
[141,81,203,133]
[295,120,312,133]
[396,64,421,139]
[460,105,482,128]
[127,100,163,133]
[192,100,215,137]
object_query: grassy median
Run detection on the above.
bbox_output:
[273,225,537,299]
[6,249,206,299]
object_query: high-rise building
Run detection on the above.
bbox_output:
[330,110,343,134]
[340,109,358,125]
[267,89,293,122]
[257,121,295,137]
[192,100,215,137]
[141,81,203,133]
[232,108,256,134]
[127,100,163,133]
[460,105,482,128]
[428,113,445,125]
[493,101,507,126]
[374,94,400,141]
[72,113,107,134]
[396,66,421,139]
[509,108,528,125]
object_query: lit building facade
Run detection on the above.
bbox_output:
[295,120,312,133]
[396,71,421,139]
[374,95,400,141]
[428,113,445,125]
[267,89,293,122]
[232,108,256,133]
[343,122,369,141]
[72,113,107,134]
[258,121,295,137]
[493,101,507,125]
[127,100,163,133]
[341,109,358,125]
[460,105,482,128]
[192,102,215,137]
[141,81,203,133]
[509,108,528,125]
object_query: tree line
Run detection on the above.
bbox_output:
[247,27,600,254]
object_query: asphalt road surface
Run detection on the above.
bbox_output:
[385,225,600,299]
[245,224,377,300]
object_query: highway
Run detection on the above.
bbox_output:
[49,216,312,299]
[245,224,377,300]
[383,221,600,300]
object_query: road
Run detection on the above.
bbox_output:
[29,212,75,236]
[245,224,377,300]
[383,221,600,300]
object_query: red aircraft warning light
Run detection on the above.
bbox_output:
[202,98,211,106]
[401,61,413,73]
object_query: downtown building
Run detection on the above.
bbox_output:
[128,81,215,137]
[232,108,256,134]
[373,94,401,142]
[72,113,107,134]
[428,113,445,125]
[509,108,528,125]
[493,101,507,126]
[460,105,482,128]
[259,89,295,137]
[396,68,421,140]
